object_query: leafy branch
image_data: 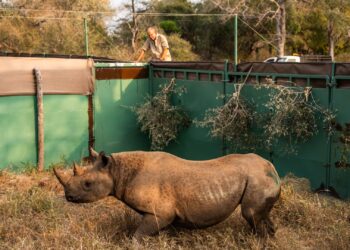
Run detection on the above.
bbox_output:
[260,81,336,154]
[195,83,258,151]
[335,123,350,169]
[196,78,336,155]
[132,78,191,151]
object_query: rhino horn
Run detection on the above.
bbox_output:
[53,168,70,186]
[73,162,84,176]
[90,147,99,158]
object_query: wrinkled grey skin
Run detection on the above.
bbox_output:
[54,148,281,241]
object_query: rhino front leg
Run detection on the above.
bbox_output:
[133,213,174,242]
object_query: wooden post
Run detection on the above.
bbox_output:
[33,68,44,171]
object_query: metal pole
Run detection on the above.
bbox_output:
[224,59,228,104]
[317,63,338,197]
[326,63,336,188]
[234,14,238,71]
[84,18,89,57]
[222,59,229,156]
[148,63,154,96]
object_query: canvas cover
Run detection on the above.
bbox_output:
[0,57,94,96]
[151,61,350,88]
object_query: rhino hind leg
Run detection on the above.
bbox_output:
[262,215,276,235]
[241,196,278,236]
[133,213,174,242]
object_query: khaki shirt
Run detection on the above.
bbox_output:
[142,34,172,61]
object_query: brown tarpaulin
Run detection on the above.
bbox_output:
[236,62,333,88]
[0,57,94,96]
[335,63,350,88]
[150,61,335,86]
[237,62,333,75]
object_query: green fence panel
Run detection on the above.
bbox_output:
[93,78,150,154]
[43,95,89,167]
[225,83,329,191]
[272,88,329,191]
[225,83,273,160]
[0,95,89,170]
[0,96,37,170]
[151,78,223,160]
[330,88,350,199]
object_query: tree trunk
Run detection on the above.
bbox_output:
[131,0,138,53]
[328,20,335,61]
[276,0,286,56]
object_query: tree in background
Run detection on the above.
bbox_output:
[313,0,350,60]
[167,33,200,61]
[113,0,201,61]
[209,0,289,57]
[0,0,119,58]
[113,0,150,55]
[2,0,350,61]
[274,0,286,56]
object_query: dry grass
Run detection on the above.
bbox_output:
[0,170,349,250]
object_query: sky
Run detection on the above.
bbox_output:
[110,0,202,10]
[107,0,202,29]
[110,0,125,10]
[110,0,125,7]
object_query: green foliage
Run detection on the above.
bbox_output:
[197,81,336,155]
[261,84,334,154]
[132,78,191,151]
[195,84,256,151]
[160,20,181,34]
[335,124,350,169]
[167,33,200,61]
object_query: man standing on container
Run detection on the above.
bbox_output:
[136,26,172,62]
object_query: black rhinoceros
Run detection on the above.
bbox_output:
[54,148,281,241]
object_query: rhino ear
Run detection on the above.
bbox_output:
[73,162,84,176]
[100,152,109,168]
[90,147,99,158]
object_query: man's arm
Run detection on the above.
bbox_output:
[136,50,145,62]
[137,40,150,62]
[159,34,170,61]
[160,48,169,61]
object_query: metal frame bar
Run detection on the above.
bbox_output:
[151,68,225,82]
[229,72,330,85]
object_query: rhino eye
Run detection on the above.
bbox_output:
[84,181,92,189]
